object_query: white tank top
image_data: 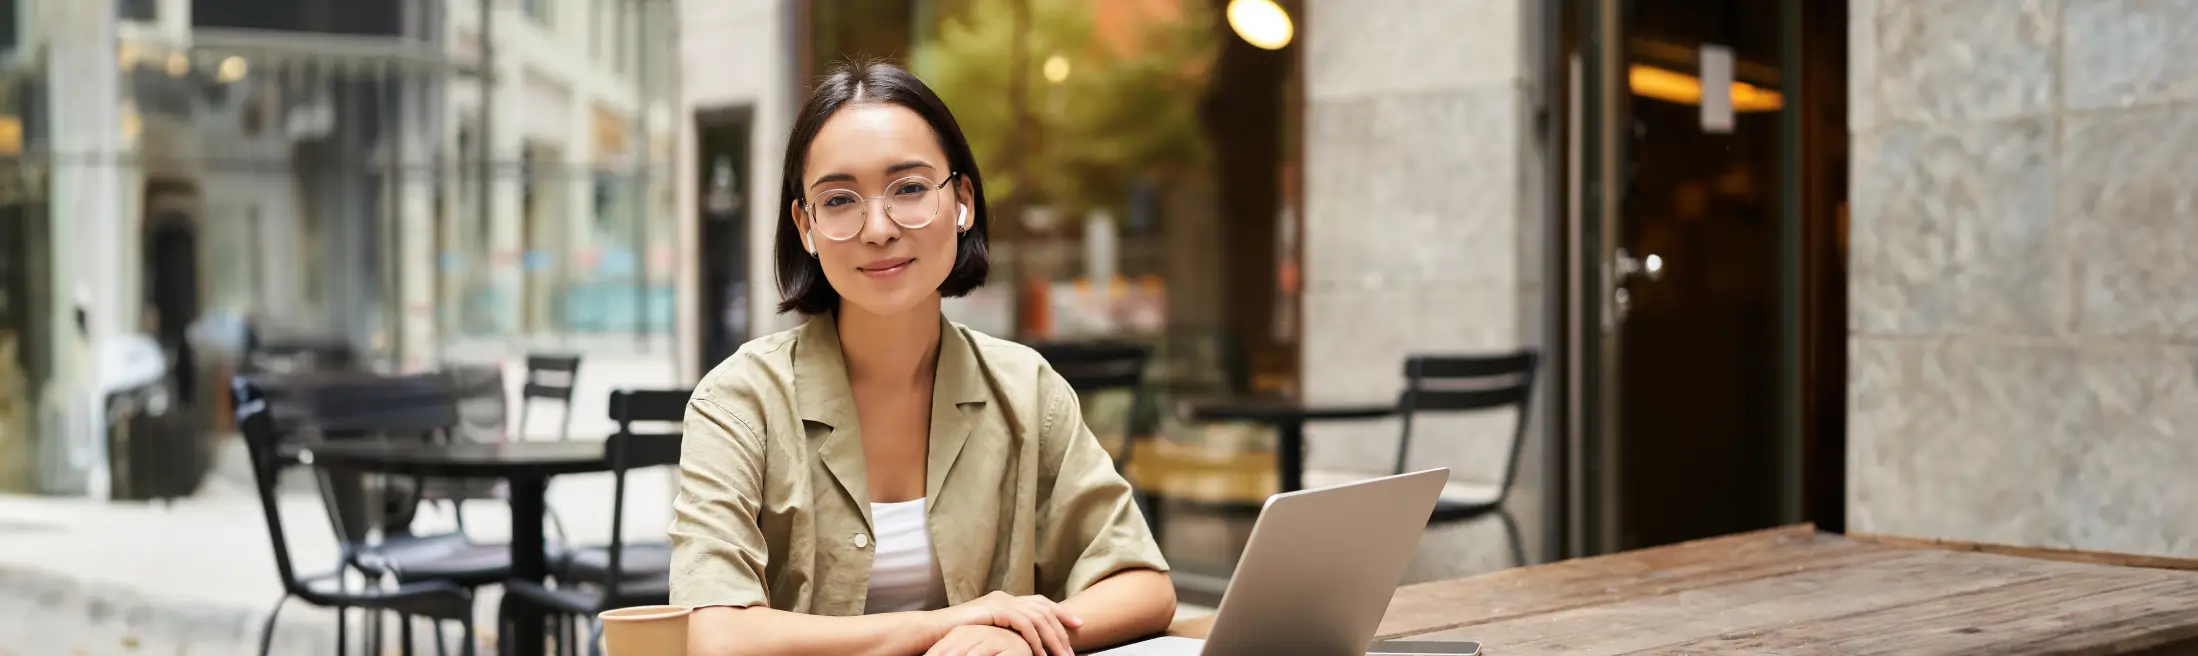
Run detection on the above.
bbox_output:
[863,498,948,614]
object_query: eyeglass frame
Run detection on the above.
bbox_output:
[798,171,966,242]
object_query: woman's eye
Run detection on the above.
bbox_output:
[820,195,855,208]
[894,182,930,196]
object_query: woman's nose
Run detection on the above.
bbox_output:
[860,200,900,245]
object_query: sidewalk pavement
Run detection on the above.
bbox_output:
[0,346,685,655]
[0,461,676,655]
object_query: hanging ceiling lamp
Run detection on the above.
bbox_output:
[1226,0,1294,50]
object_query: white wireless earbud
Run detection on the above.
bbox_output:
[957,203,970,229]
[803,233,816,255]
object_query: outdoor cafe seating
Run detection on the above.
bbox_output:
[231,356,685,655]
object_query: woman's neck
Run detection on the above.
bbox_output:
[835,297,944,389]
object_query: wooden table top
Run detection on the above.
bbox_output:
[1165,524,2198,654]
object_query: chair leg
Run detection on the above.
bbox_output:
[450,499,470,533]
[257,594,290,656]
[368,608,384,656]
[545,506,571,546]
[335,606,349,656]
[588,617,605,656]
[459,617,478,656]
[433,620,450,656]
[1498,510,1527,568]
[400,613,417,656]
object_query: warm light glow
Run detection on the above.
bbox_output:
[165,53,189,77]
[1644,254,1663,274]
[0,118,20,156]
[121,102,141,142]
[1043,54,1071,84]
[1226,0,1294,50]
[216,56,248,83]
[1628,64,1783,112]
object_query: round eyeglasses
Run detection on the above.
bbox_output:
[802,172,962,242]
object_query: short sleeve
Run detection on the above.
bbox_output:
[1033,371,1170,600]
[668,395,773,609]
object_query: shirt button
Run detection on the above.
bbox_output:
[852,532,870,549]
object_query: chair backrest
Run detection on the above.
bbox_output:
[1393,351,1540,496]
[522,354,581,401]
[443,363,510,445]
[519,354,582,439]
[603,388,691,598]
[230,375,310,597]
[287,372,460,542]
[1029,342,1153,468]
[301,372,461,435]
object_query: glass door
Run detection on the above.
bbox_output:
[1569,0,1806,555]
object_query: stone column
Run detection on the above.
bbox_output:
[1298,0,1544,578]
[1846,0,2198,557]
[485,35,527,337]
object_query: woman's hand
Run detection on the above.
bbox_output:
[939,591,1084,656]
[924,625,1038,656]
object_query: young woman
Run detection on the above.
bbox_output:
[670,61,1177,656]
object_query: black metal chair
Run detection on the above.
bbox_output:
[232,376,478,656]
[1307,352,1540,567]
[516,354,582,441]
[289,373,515,592]
[1028,342,1162,538]
[425,362,572,545]
[504,388,686,655]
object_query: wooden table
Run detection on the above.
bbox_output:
[1166,524,2198,654]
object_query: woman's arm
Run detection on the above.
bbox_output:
[688,606,962,656]
[1058,568,1178,651]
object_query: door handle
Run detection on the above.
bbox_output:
[1605,247,1664,331]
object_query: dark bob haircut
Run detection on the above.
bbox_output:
[774,59,990,315]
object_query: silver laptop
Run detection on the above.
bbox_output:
[1098,468,1451,655]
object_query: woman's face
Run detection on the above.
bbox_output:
[792,103,969,318]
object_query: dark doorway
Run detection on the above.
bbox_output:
[1563,0,1849,556]
[695,108,754,374]
[144,183,202,406]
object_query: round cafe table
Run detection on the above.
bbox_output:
[1177,397,1396,494]
[295,440,613,656]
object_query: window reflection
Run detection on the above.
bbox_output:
[802,0,1301,400]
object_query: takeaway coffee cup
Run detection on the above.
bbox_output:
[598,605,692,656]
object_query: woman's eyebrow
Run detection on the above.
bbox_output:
[808,160,937,190]
[884,160,936,175]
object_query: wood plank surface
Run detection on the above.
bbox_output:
[1641,561,2198,655]
[1169,524,1898,640]
[1407,549,2116,653]
[1852,532,2198,573]
[1163,525,2198,655]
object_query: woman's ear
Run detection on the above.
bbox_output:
[956,177,977,217]
[789,200,815,254]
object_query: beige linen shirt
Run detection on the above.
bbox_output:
[669,313,1168,615]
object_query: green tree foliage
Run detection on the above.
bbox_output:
[918,0,1215,225]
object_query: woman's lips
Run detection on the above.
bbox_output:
[858,258,915,278]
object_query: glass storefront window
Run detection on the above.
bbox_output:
[0,51,49,492]
[802,0,1299,397]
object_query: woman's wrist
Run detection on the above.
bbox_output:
[914,606,976,643]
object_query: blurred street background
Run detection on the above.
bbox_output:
[3,0,2196,653]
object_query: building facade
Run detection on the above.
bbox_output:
[0,0,677,497]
